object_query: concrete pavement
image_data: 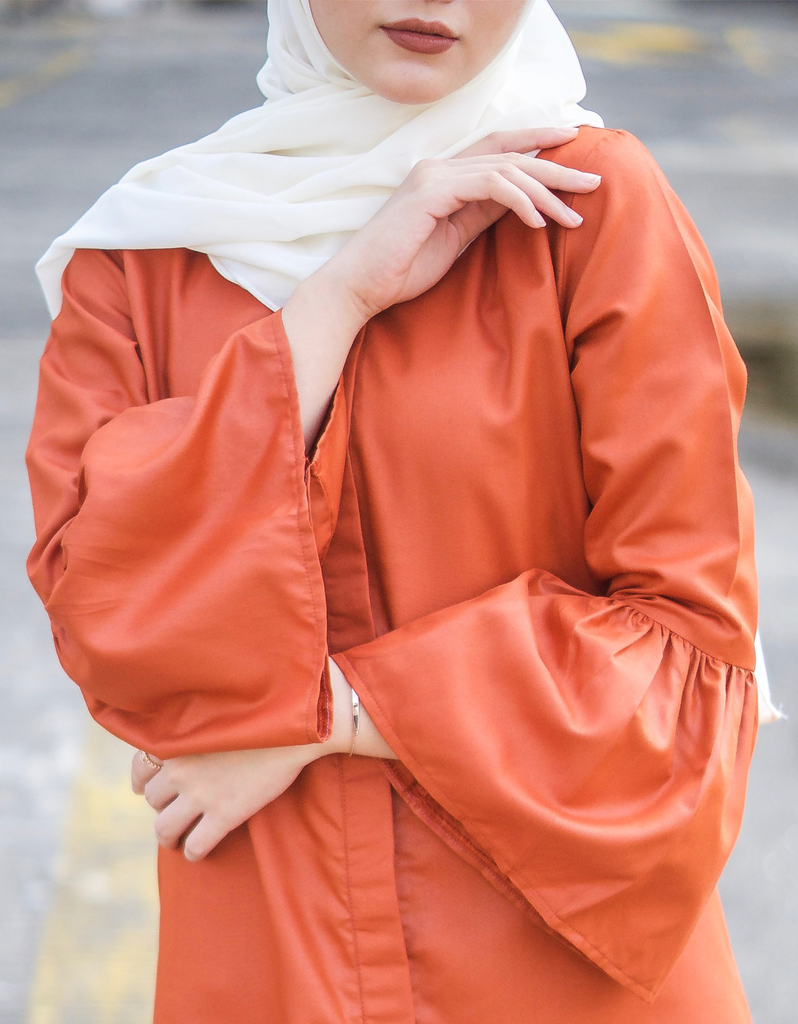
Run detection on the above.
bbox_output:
[1,2,796,1022]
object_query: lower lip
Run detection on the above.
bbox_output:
[381,27,457,55]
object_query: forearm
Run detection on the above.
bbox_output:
[133,657,399,863]
[281,262,368,451]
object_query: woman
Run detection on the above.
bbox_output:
[26,0,776,1021]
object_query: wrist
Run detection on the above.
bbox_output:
[318,251,379,327]
[312,657,398,762]
[285,260,371,343]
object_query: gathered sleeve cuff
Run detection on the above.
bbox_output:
[334,130,761,1001]
[335,587,757,1002]
[25,249,347,758]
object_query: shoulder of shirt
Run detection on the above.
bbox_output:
[544,126,657,168]
[59,248,213,328]
[66,246,203,279]
[542,126,669,195]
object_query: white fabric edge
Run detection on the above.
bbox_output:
[755,628,785,724]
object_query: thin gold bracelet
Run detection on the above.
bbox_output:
[348,687,360,756]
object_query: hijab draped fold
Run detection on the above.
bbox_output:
[36,0,602,316]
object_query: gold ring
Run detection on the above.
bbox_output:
[139,750,163,772]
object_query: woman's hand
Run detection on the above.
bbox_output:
[129,660,396,861]
[318,125,601,324]
[131,744,318,861]
[283,126,601,447]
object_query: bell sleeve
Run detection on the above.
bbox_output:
[25,248,347,759]
[332,130,759,1002]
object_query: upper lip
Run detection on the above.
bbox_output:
[381,18,458,39]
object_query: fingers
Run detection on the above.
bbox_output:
[418,153,599,232]
[131,749,163,795]
[153,794,202,851]
[181,812,231,862]
[522,156,601,196]
[529,126,584,151]
[458,126,579,159]
[501,165,584,228]
[445,171,546,232]
[428,167,575,233]
[144,766,179,811]
[465,152,601,195]
[141,763,230,860]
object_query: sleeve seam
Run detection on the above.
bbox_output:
[269,311,329,742]
[609,596,755,673]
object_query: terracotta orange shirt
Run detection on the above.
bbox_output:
[26,128,758,1023]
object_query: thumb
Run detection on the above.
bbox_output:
[449,197,509,251]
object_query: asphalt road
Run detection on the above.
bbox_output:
[1,2,796,1022]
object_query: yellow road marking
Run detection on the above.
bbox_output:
[27,722,158,1024]
[725,26,771,77]
[570,22,707,66]
[0,45,87,110]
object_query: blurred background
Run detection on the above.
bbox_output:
[1,1,796,1022]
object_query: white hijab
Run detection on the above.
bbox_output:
[36,0,602,317]
[34,0,780,723]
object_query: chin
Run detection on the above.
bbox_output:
[367,66,458,106]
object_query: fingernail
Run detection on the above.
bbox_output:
[581,173,601,185]
[557,126,579,134]
[533,211,546,228]
[568,210,583,226]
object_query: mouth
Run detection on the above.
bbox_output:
[381,18,459,55]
